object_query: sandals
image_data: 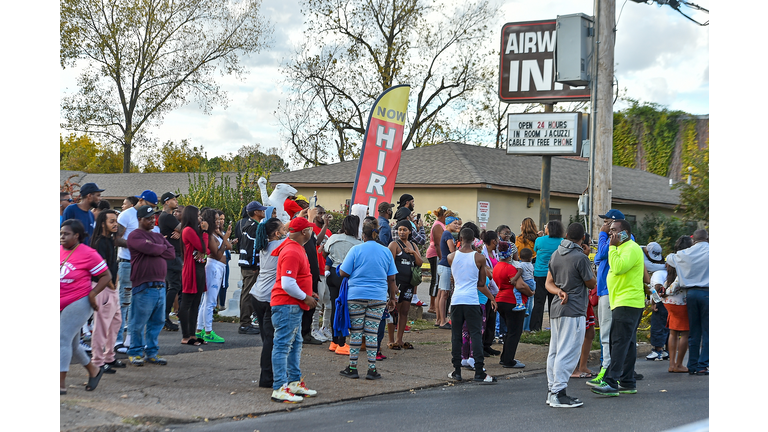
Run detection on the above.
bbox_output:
[401,342,414,349]
[388,343,401,350]
[182,338,207,346]
[572,372,593,378]
[85,367,104,391]
[60,388,67,395]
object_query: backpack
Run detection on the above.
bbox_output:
[238,219,260,268]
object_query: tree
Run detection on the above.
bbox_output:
[278,0,497,166]
[60,133,126,173]
[674,142,709,226]
[60,0,273,172]
[142,140,208,173]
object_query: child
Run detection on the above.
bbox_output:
[518,248,536,316]
[510,249,528,312]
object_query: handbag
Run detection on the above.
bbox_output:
[397,240,422,286]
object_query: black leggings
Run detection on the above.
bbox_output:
[179,291,203,339]
[428,256,439,298]
[530,275,555,332]
[326,269,346,346]
[252,298,274,387]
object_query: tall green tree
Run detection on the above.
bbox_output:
[60,0,273,172]
[142,140,208,173]
[277,0,497,166]
[60,133,126,173]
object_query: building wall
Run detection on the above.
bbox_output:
[291,186,479,223]
[290,186,677,238]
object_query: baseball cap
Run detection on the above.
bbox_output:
[136,205,157,219]
[161,192,180,203]
[288,217,315,232]
[246,201,267,212]
[79,183,105,197]
[135,190,158,205]
[294,194,308,203]
[398,193,414,206]
[646,242,663,261]
[378,201,395,213]
[598,209,625,220]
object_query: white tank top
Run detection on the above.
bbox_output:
[451,250,481,305]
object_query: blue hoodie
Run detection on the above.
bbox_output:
[594,230,635,297]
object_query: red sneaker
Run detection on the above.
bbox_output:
[404,325,411,333]
[376,352,387,361]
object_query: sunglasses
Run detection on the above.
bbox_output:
[61,198,73,202]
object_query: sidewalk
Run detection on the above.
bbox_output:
[61,319,653,431]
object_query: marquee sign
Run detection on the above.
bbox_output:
[499,20,591,104]
[506,112,583,156]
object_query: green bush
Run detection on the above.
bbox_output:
[635,212,697,254]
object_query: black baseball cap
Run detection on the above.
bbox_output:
[161,192,180,203]
[397,193,414,206]
[136,205,157,219]
[79,183,105,197]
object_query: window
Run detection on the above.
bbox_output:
[624,214,637,234]
[548,208,561,222]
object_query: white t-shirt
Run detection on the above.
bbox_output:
[117,207,138,260]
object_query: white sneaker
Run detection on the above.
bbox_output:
[549,390,583,408]
[311,329,328,342]
[546,391,552,405]
[321,327,333,340]
[662,350,670,360]
[646,350,663,361]
[271,384,303,403]
[287,380,318,397]
[461,359,472,369]
[411,294,421,304]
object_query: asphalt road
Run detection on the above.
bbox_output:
[168,358,709,432]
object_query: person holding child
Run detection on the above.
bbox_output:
[494,241,533,368]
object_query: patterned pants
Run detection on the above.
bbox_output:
[462,304,486,359]
[348,299,386,369]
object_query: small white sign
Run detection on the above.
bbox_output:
[506,112,582,155]
[477,201,490,223]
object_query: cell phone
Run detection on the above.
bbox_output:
[416,213,421,222]
[309,191,317,209]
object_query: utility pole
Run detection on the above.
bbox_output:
[589,0,615,239]
[539,103,554,231]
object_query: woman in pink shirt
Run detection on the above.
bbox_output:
[425,206,448,313]
[60,219,112,395]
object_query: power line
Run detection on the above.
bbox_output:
[630,0,709,26]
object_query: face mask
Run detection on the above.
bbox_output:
[618,230,629,243]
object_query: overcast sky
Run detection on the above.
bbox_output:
[59,0,709,166]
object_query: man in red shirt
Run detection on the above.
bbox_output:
[270,217,319,403]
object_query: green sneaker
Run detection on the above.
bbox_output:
[618,384,637,394]
[586,368,606,387]
[195,329,205,339]
[203,331,225,343]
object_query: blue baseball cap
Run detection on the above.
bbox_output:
[246,201,267,212]
[598,209,625,220]
[136,190,158,205]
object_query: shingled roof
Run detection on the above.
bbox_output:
[270,142,681,206]
[60,171,239,199]
[60,142,680,207]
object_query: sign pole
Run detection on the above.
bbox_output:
[539,103,554,231]
[590,0,615,240]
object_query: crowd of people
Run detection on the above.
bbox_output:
[60,185,709,408]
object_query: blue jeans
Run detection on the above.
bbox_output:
[271,304,304,390]
[117,261,132,345]
[686,288,709,371]
[127,283,166,358]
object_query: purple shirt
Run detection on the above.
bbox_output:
[127,229,175,290]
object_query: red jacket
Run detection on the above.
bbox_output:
[182,227,209,294]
